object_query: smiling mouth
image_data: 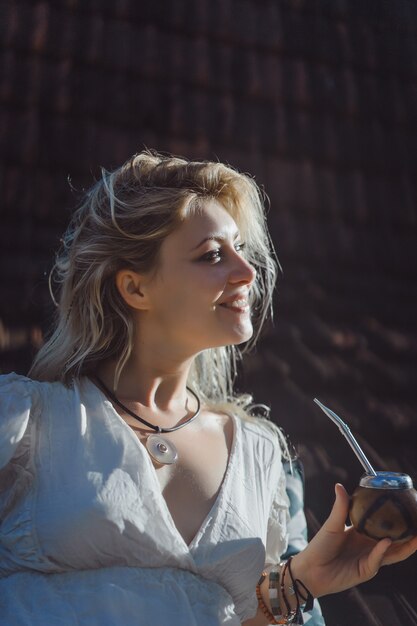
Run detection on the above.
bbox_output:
[218,299,250,312]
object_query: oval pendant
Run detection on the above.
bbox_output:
[146,434,178,465]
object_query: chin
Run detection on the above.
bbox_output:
[202,330,253,351]
[227,326,254,346]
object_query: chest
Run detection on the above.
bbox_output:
[133,412,234,545]
[29,400,274,573]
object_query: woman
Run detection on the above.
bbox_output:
[0,150,416,625]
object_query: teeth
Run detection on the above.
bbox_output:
[224,299,248,308]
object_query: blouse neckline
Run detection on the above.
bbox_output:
[84,377,238,551]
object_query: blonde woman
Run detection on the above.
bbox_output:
[0,151,416,626]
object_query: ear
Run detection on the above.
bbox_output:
[115,269,150,311]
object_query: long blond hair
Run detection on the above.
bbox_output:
[29,150,286,448]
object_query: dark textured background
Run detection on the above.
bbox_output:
[1,1,417,624]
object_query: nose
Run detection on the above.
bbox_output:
[229,251,257,286]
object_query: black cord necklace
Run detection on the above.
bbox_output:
[94,375,201,465]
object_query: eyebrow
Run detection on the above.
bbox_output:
[191,231,241,251]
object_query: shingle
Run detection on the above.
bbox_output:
[83,14,106,65]
[0,49,16,102]
[2,4,417,623]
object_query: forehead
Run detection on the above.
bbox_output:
[168,199,240,248]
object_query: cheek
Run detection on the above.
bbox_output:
[195,265,229,293]
[155,265,228,317]
[187,267,228,299]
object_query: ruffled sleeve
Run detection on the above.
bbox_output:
[0,373,39,470]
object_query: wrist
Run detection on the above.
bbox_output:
[289,552,317,599]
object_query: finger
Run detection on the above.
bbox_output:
[382,534,417,566]
[363,538,392,578]
[322,483,350,533]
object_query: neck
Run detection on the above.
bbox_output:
[95,375,201,434]
[95,355,197,423]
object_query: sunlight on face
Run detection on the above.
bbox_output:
[144,199,257,355]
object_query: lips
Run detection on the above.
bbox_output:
[219,298,249,309]
[218,291,251,313]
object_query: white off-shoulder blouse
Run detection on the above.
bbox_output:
[0,373,289,625]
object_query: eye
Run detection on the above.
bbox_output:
[200,249,222,263]
[199,242,246,264]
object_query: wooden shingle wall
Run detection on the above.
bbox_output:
[1,1,417,623]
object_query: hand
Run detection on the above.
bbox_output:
[291,483,417,598]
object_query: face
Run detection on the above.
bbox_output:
[141,199,257,355]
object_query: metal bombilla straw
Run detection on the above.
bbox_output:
[313,398,377,477]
